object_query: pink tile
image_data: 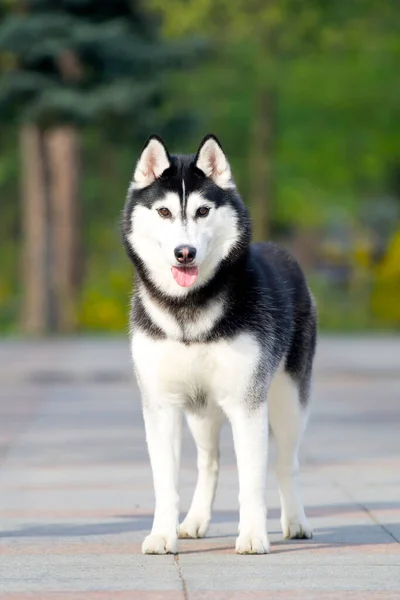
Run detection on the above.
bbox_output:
[191,593,400,600]
[0,508,152,518]
[1,593,184,600]
[0,542,142,555]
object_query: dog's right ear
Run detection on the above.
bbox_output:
[132,135,171,189]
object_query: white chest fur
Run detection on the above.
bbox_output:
[131,330,262,410]
[138,287,225,342]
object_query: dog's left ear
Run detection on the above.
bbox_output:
[132,135,171,189]
[195,135,234,189]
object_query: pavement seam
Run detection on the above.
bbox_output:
[174,554,189,600]
[336,480,400,544]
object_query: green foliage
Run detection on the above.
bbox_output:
[0,0,204,133]
[0,0,204,334]
[372,230,400,326]
[0,128,19,333]
[151,0,399,212]
[1,0,400,333]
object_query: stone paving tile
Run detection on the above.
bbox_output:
[190,594,400,599]
[179,562,400,591]
[0,338,399,596]
[2,590,399,600]
[0,554,182,592]
[1,592,399,600]
[0,589,179,596]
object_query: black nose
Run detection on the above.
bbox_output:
[174,245,197,264]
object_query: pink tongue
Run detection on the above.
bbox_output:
[171,266,199,287]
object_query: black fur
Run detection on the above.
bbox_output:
[122,135,317,406]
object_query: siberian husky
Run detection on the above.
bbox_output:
[122,134,317,554]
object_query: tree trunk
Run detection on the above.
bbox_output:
[19,125,80,334]
[250,86,274,242]
[46,126,80,333]
[20,125,48,334]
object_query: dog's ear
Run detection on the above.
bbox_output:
[195,134,234,189]
[132,135,171,188]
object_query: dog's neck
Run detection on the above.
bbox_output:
[133,248,250,343]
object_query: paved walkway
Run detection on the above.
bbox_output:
[0,337,399,598]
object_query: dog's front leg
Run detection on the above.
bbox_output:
[224,400,270,554]
[141,403,181,554]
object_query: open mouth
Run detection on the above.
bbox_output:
[171,265,199,288]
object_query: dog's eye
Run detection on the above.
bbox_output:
[197,206,210,218]
[157,207,172,218]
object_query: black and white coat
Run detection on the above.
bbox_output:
[122,135,317,554]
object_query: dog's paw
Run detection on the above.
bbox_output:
[142,533,177,554]
[178,513,210,539]
[281,517,313,540]
[235,533,270,554]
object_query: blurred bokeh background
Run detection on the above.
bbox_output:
[0,0,399,336]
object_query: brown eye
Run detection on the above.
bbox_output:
[197,206,210,218]
[157,207,172,218]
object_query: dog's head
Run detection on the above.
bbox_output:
[123,134,250,297]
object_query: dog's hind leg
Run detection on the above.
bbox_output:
[268,368,313,539]
[179,405,223,539]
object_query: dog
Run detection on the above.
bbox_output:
[122,134,317,554]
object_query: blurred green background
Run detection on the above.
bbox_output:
[0,0,399,335]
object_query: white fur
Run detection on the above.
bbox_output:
[132,330,267,554]
[268,367,313,539]
[128,137,312,555]
[140,403,181,554]
[179,404,224,539]
[225,400,270,554]
[134,330,312,553]
[131,138,170,189]
[196,138,235,189]
[128,190,238,298]
[139,286,181,339]
[139,286,225,342]
[132,331,261,411]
